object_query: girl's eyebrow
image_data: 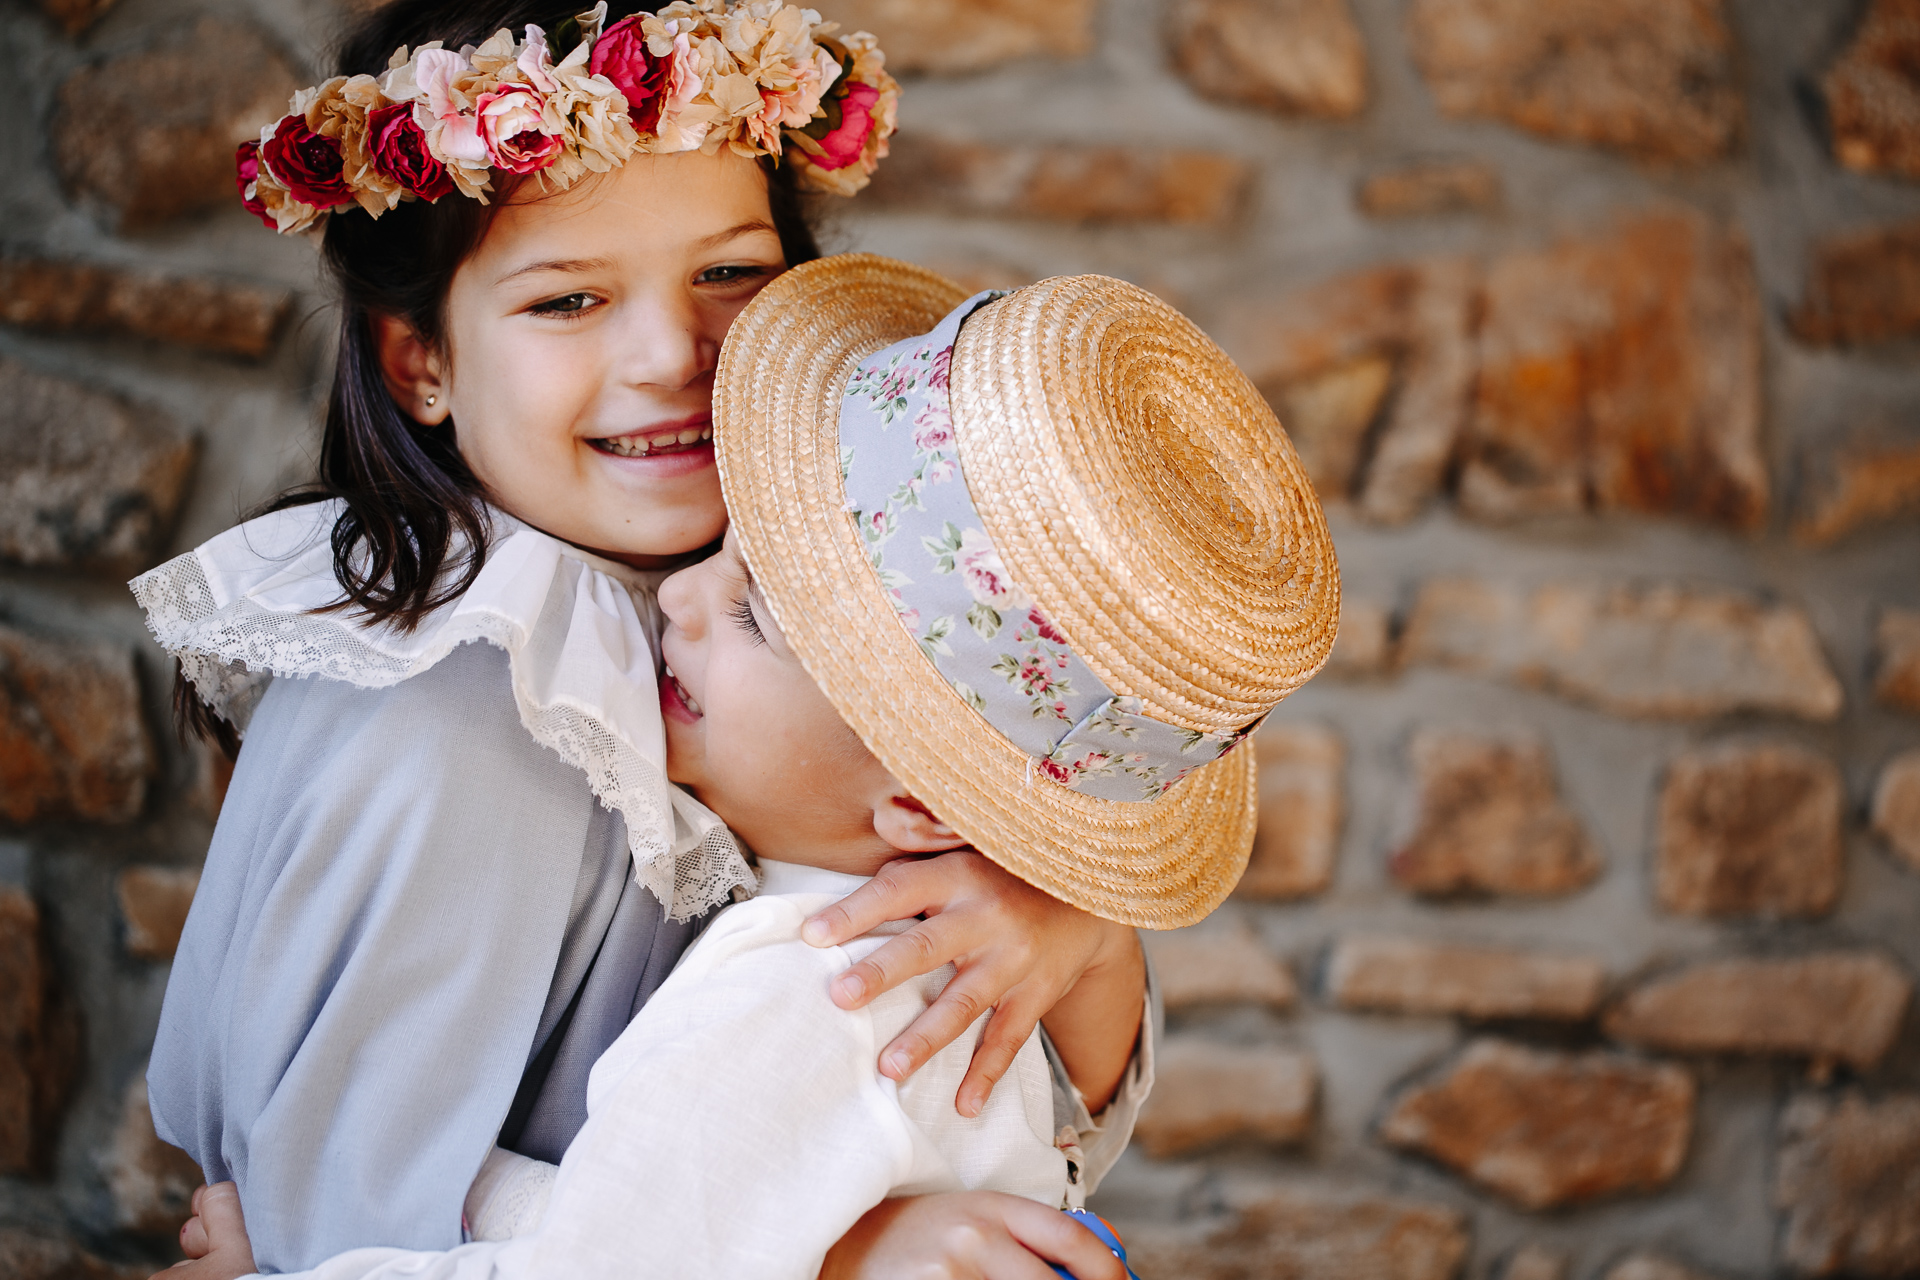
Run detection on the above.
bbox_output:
[695,218,779,251]
[493,256,617,285]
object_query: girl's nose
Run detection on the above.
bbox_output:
[619,288,717,392]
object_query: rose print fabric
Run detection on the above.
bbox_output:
[840,293,1253,803]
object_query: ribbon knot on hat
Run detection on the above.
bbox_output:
[715,255,1339,928]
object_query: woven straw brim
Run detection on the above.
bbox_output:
[715,255,1319,929]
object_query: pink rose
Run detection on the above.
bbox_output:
[1036,757,1075,786]
[368,103,454,200]
[924,456,956,486]
[809,81,879,172]
[234,140,274,228]
[957,528,1026,611]
[260,115,349,209]
[590,15,674,132]
[926,346,952,391]
[1028,609,1068,646]
[912,403,954,453]
[475,84,562,174]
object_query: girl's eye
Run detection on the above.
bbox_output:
[729,595,766,646]
[528,293,600,319]
[698,264,769,287]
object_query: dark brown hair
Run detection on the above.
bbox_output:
[179,0,822,754]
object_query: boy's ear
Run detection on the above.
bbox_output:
[369,312,449,425]
[871,791,968,854]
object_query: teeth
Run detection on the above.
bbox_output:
[598,425,714,456]
[664,664,703,716]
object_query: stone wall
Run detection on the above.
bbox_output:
[1,0,1917,1275]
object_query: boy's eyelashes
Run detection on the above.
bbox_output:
[525,291,603,320]
[728,595,766,645]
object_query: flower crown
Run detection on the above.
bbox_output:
[238,0,899,235]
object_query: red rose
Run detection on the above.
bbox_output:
[589,14,672,132]
[260,114,350,209]
[234,140,274,228]
[810,81,879,171]
[367,103,454,200]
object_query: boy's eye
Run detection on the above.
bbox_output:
[528,292,599,318]
[698,264,769,287]
[729,595,766,645]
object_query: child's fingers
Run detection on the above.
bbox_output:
[956,995,1047,1117]
[996,1199,1128,1280]
[829,908,978,1012]
[873,955,1021,1082]
[801,856,943,951]
[180,1213,210,1259]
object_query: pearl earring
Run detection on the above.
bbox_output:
[426,394,438,408]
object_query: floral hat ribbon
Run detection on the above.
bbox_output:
[841,295,1260,803]
[238,0,898,235]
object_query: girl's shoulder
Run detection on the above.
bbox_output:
[132,500,750,921]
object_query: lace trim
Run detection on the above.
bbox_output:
[130,536,753,922]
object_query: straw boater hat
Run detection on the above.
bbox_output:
[714,255,1339,929]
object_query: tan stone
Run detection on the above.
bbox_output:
[1460,212,1766,531]
[1230,258,1477,525]
[1656,743,1844,919]
[1402,580,1845,722]
[1133,1039,1317,1157]
[34,0,120,35]
[1604,1257,1715,1280]
[0,889,77,1176]
[1359,160,1502,218]
[0,624,155,826]
[823,0,1095,75]
[1790,219,1920,347]
[1121,1188,1470,1280]
[1406,0,1743,162]
[865,138,1251,226]
[1321,598,1396,680]
[1823,0,1920,182]
[106,1070,203,1233]
[117,867,200,962]
[1143,915,1297,1011]
[0,253,290,359]
[1871,749,1920,873]
[1603,952,1912,1069]
[1390,730,1600,898]
[1504,1244,1571,1280]
[0,1229,146,1280]
[1328,936,1606,1020]
[1776,1092,1920,1276]
[1379,1039,1695,1210]
[1170,0,1368,119]
[1238,724,1343,899]
[1271,354,1394,504]
[52,19,299,229]
[0,357,196,575]
[1877,608,1920,715]
[1793,436,1920,544]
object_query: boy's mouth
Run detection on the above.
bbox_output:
[592,421,714,458]
[661,662,703,721]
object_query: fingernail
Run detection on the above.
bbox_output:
[958,1094,980,1118]
[801,919,831,946]
[883,1051,911,1078]
[833,973,865,1003]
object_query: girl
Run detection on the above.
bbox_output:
[134,4,1150,1275]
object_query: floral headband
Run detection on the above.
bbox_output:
[237,0,898,235]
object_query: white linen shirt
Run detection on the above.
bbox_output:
[270,859,1155,1280]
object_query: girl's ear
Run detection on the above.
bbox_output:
[370,312,449,425]
[871,792,968,854]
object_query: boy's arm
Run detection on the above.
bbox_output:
[1037,928,1147,1114]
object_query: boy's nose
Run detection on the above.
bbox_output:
[656,561,706,639]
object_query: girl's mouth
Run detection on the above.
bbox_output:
[592,421,714,458]
[660,663,703,723]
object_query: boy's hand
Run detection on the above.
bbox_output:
[154,1183,256,1280]
[801,850,1139,1116]
[821,1191,1127,1280]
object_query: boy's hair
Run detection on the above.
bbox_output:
[178,0,823,754]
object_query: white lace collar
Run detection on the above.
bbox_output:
[130,500,752,921]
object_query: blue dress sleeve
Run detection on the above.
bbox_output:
[148,642,618,1273]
